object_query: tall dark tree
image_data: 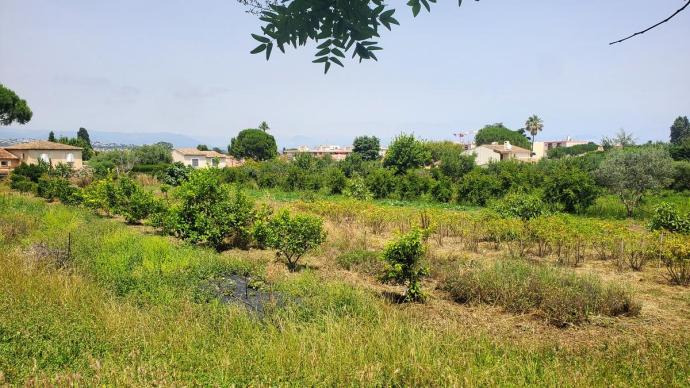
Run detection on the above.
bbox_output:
[670,116,690,145]
[48,131,56,142]
[229,128,278,161]
[258,121,270,132]
[197,144,209,151]
[77,127,92,148]
[0,84,33,126]
[352,135,380,161]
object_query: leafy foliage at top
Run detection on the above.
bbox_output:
[265,209,326,271]
[383,133,431,174]
[0,83,33,126]
[247,0,478,73]
[547,142,599,159]
[595,147,675,217]
[229,128,278,161]
[352,135,381,161]
[670,116,690,145]
[474,123,531,150]
[381,229,429,302]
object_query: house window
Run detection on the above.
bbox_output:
[40,153,50,163]
[66,153,74,162]
[0,161,8,167]
[191,158,199,167]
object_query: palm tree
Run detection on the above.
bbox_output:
[258,121,270,132]
[525,115,544,156]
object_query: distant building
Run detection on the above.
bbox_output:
[283,145,353,161]
[463,141,531,166]
[532,137,589,160]
[171,148,242,168]
[0,141,83,173]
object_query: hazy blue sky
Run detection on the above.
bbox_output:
[1,0,689,147]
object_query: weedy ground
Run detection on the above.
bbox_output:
[1,185,689,386]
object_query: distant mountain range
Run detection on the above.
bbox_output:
[0,128,204,148]
[0,128,385,150]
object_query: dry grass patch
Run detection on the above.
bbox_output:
[441,259,641,326]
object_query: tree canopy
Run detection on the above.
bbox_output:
[352,135,381,161]
[670,116,690,145]
[474,123,531,149]
[229,128,278,161]
[77,127,92,148]
[0,84,33,126]
[383,133,430,174]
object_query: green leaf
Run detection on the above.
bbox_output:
[316,39,332,49]
[251,33,271,44]
[265,43,273,60]
[250,44,267,54]
[315,47,330,57]
[330,56,344,67]
[324,61,331,74]
[331,48,345,58]
[312,57,329,63]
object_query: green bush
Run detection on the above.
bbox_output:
[265,210,326,271]
[456,169,503,206]
[671,160,690,191]
[161,162,192,186]
[441,260,640,326]
[383,133,431,174]
[491,192,546,221]
[366,167,396,199]
[36,176,78,204]
[81,177,119,216]
[648,202,690,234]
[430,178,453,203]
[163,169,256,250]
[113,177,158,224]
[542,162,598,213]
[381,229,429,302]
[325,167,347,194]
[344,174,372,200]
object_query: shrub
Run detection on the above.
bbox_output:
[441,260,640,326]
[491,192,546,221]
[380,229,429,302]
[456,169,502,206]
[648,202,690,234]
[325,167,347,194]
[657,233,690,286]
[671,160,690,191]
[265,210,326,271]
[36,176,78,204]
[383,133,431,174]
[547,142,599,159]
[366,167,396,199]
[344,174,372,200]
[542,163,597,213]
[163,169,255,250]
[161,162,192,186]
[430,178,453,203]
[113,177,158,224]
[395,169,432,201]
[81,176,119,216]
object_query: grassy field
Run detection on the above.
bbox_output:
[2,185,690,385]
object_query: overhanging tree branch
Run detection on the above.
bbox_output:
[610,0,690,45]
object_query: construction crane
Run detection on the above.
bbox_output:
[453,130,477,143]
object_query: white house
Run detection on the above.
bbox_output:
[463,141,532,166]
[171,148,241,168]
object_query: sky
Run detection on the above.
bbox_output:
[1,0,690,148]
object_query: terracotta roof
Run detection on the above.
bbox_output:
[481,144,531,154]
[0,148,20,159]
[174,148,227,158]
[4,140,82,151]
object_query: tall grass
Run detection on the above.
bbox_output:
[1,191,689,385]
